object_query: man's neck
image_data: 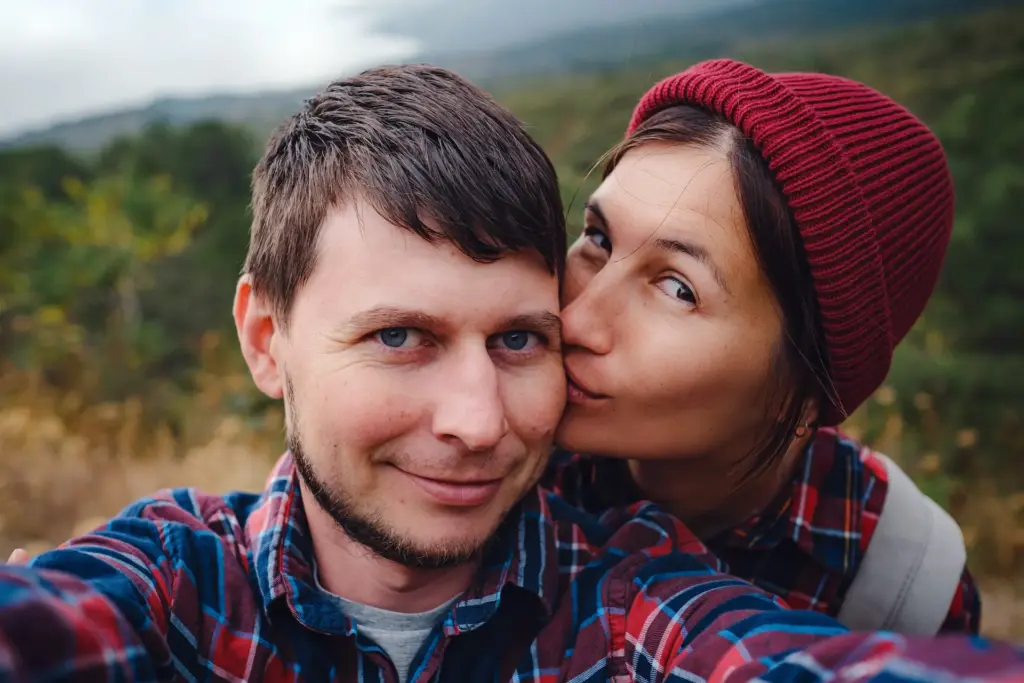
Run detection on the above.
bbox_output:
[301,492,479,613]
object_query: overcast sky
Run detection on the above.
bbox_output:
[0,0,418,137]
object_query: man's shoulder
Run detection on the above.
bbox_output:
[114,486,265,533]
[95,452,295,546]
[24,485,271,631]
[35,485,267,583]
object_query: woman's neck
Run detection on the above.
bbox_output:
[627,436,810,539]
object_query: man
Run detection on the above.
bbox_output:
[0,64,1021,683]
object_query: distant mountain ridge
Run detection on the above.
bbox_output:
[1,0,1014,153]
[420,0,1016,82]
[2,89,313,155]
[367,0,748,54]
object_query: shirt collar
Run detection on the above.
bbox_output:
[716,428,867,572]
[246,452,559,636]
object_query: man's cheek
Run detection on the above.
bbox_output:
[318,382,422,448]
[508,365,566,443]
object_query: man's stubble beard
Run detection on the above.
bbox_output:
[285,376,534,570]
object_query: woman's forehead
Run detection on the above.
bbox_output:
[591,142,775,305]
[597,147,748,249]
[597,145,737,224]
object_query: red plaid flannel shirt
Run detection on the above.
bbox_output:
[544,426,981,635]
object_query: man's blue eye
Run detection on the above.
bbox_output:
[502,331,531,351]
[378,328,408,348]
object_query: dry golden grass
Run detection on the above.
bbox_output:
[0,370,1021,640]
[978,579,1024,641]
[0,366,284,557]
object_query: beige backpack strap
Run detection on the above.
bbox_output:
[836,453,966,635]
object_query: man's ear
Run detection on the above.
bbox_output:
[233,275,284,399]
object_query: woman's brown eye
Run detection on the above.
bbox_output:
[657,277,697,306]
[583,227,611,253]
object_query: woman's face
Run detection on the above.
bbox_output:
[556,141,786,466]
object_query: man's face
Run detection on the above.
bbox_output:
[237,197,564,568]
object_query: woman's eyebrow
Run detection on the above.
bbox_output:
[584,199,610,231]
[589,197,731,295]
[652,236,731,295]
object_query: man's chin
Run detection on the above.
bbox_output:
[359,530,492,570]
[331,504,507,570]
[378,513,511,569]
[293,443,530,570]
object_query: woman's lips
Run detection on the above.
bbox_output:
[565,367,609,405]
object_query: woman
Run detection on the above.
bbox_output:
[545,58,980,636]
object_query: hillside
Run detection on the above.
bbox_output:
[2,0,1016,153]
[497,4,1024,235]
[0,89,311,156]
[367,0,741,54]
[416,0,1015,81]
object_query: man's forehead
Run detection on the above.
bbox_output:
[299,199,559,331]
[317,198,536,268]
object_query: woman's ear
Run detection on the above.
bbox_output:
[806,396,821,426]
[797,396,821,435]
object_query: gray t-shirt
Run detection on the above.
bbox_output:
[315,570,456,683]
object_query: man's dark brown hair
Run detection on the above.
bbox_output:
[245,63,566,322]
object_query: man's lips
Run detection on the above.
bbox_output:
[398,470,503,507]
[565,367,609,404]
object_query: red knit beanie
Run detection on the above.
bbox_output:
[627,59,955,426]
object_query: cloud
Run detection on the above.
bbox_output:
[0,0,417,136]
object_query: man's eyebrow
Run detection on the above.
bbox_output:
[340,306,561,342]
[342,306,445,336]
[588,197,731,296]
[504,311,562,342]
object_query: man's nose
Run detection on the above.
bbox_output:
[431,347,509,452]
